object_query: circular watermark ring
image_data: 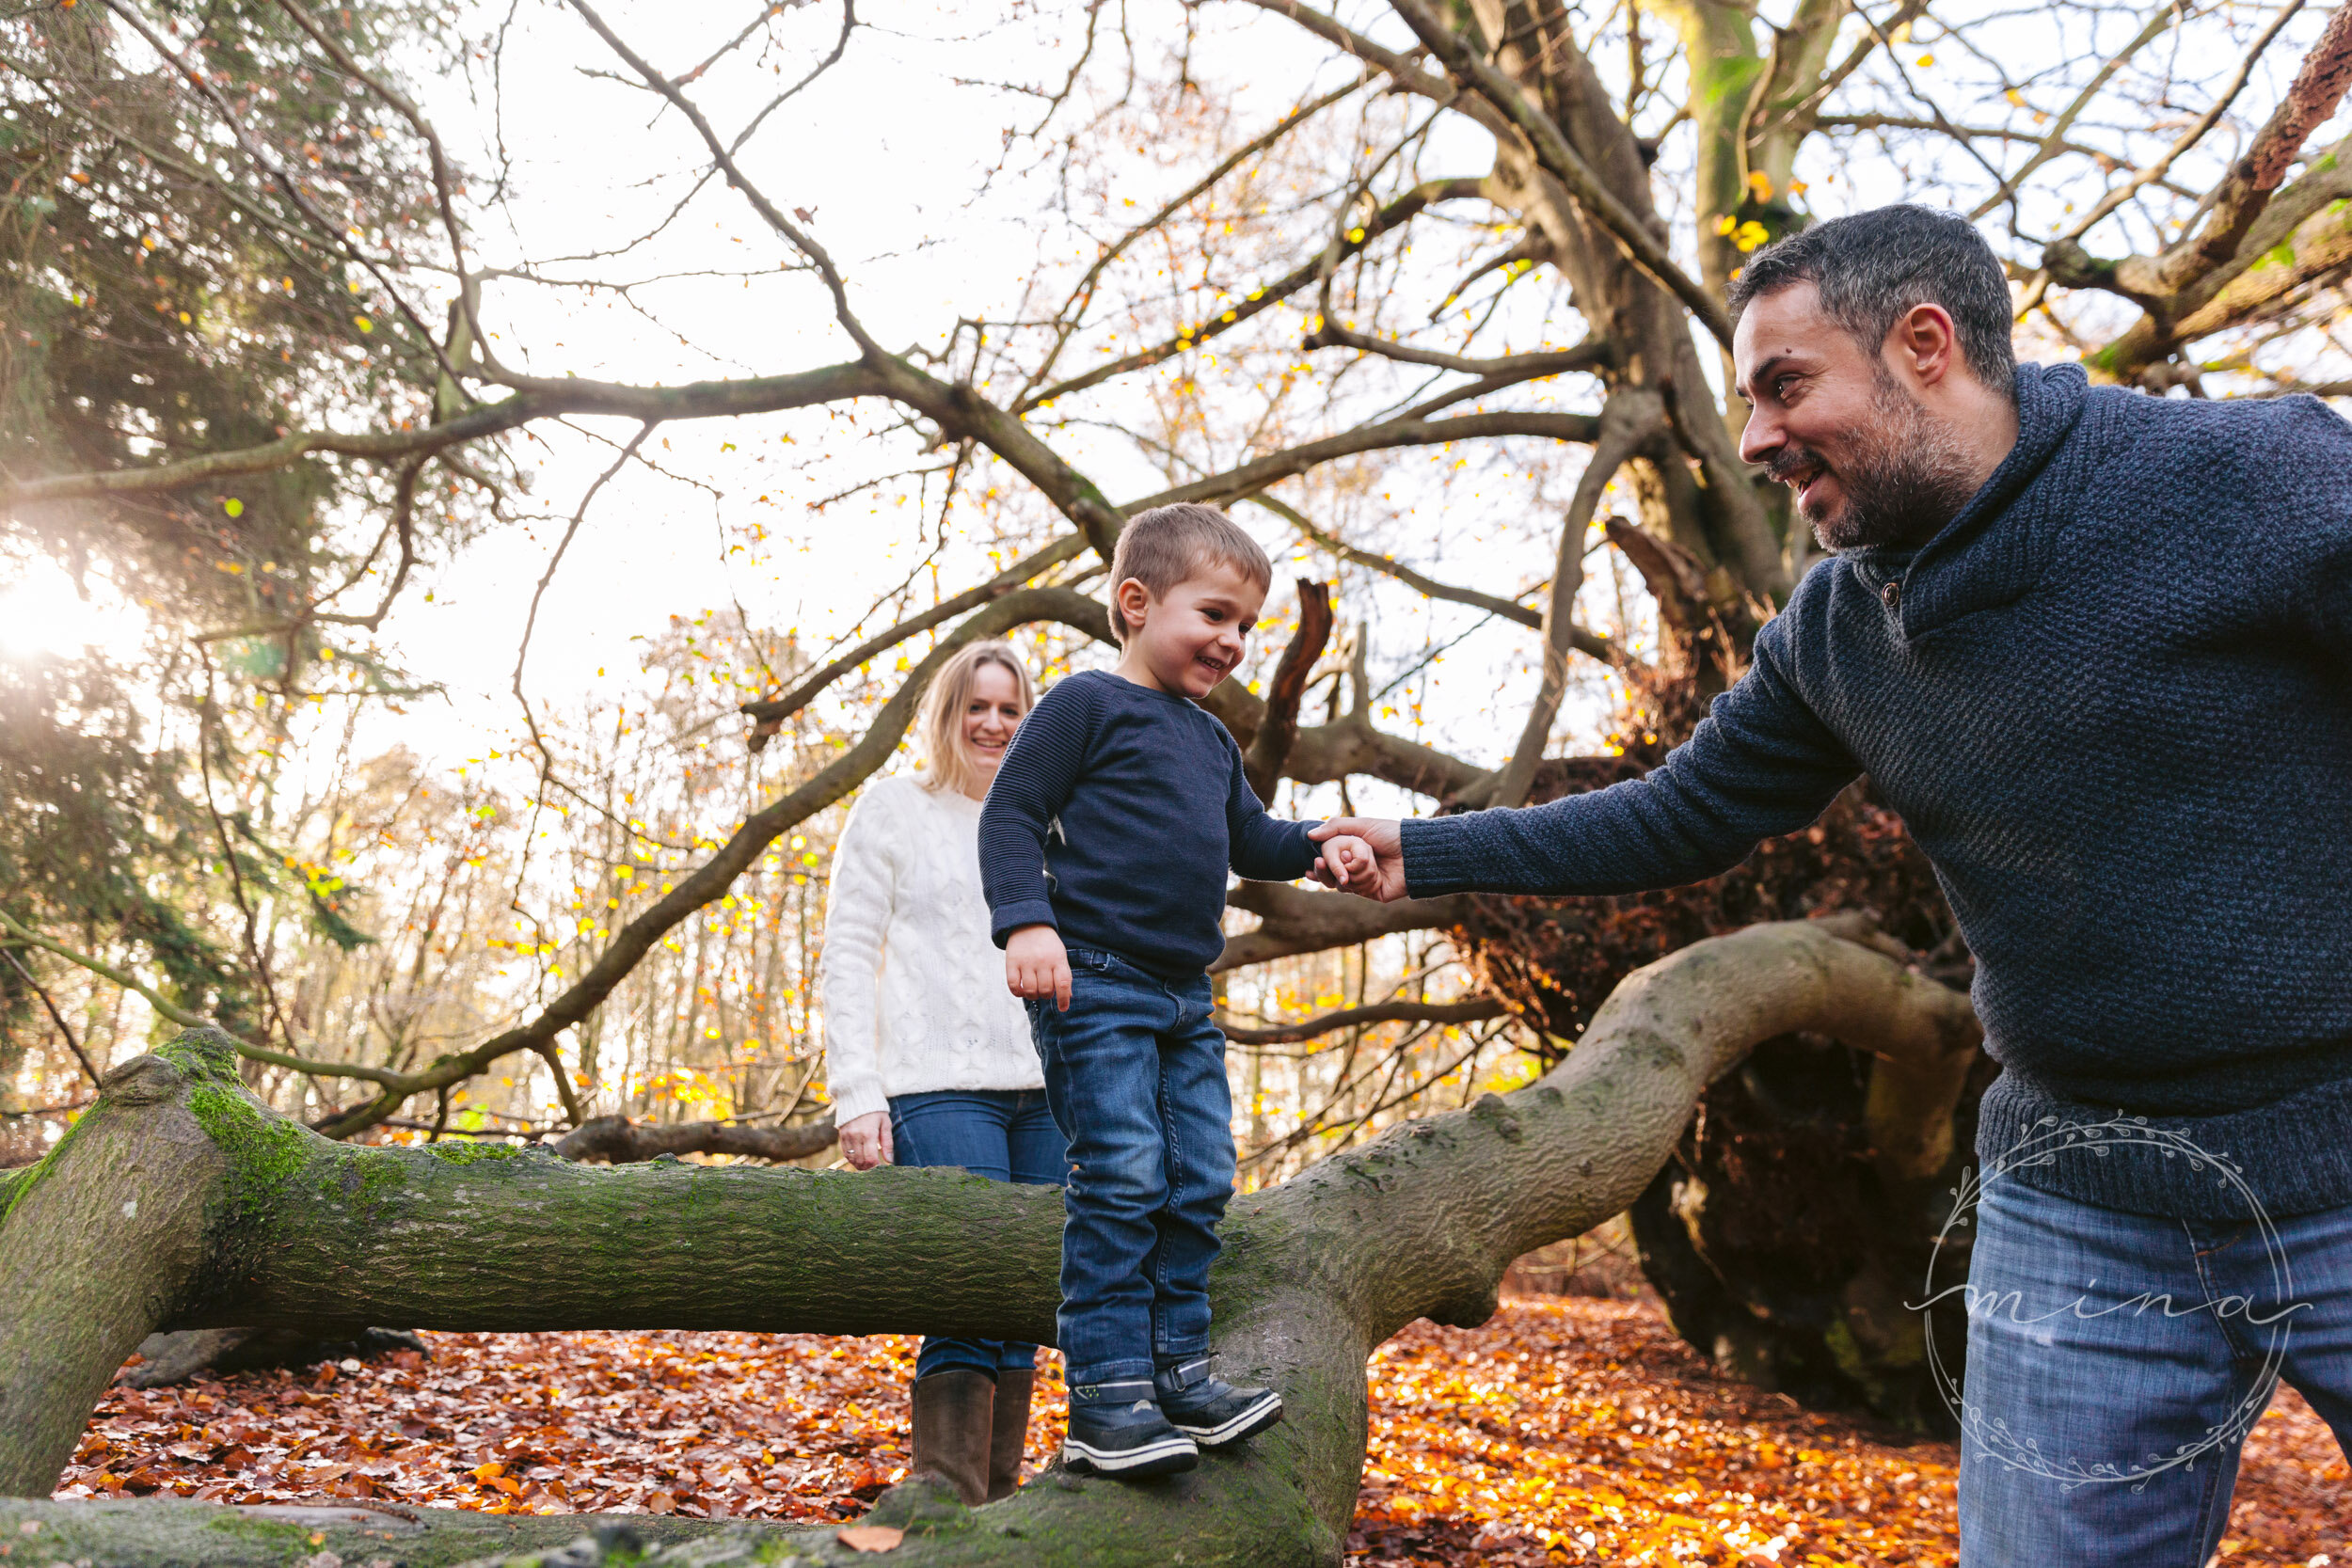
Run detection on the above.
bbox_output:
[1915,1115,2297,1490]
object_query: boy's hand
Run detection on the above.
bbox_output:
[1313,834,1376,891]
[1006,923,1073,1011]
[1309,817,1408,902]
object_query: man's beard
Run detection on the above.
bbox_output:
[1769,369,1982,551]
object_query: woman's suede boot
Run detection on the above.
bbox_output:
[907,1370,994,1507]
[986,1369,1035,1501]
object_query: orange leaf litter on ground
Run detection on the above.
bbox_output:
[59,1299,2348,1567]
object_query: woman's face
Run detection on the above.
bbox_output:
[959,661,1025,794]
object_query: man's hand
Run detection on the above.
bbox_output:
[1006,923,1073,1010]
[1309,816,1407,901]
[839,1109,893,1170]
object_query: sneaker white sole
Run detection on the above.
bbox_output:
[1061,1433,1200,1476]
[1169,1391,1283,1448]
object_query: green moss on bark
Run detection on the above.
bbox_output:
[0,1099,101,1229]
[426,1140,529,1164]
[188,1083,312,1192]
[153,1028,245,1085]
[0,1164,33,1225]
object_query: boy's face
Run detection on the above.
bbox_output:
[1116,560,1266,699]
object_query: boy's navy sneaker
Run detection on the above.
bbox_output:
[1062,1379,1199,1478]
[1153,1356,1283,1448]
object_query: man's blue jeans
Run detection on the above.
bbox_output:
[885,1087,1066,1382]
[1025,944,1234,1389]
[1957,1176,2352,1565]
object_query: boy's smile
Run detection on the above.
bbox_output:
[1111,561,1265,700]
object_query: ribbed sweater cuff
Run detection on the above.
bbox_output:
[1398,816,1478,899]
[990,900,1057,948]
[827,1081,891,1127]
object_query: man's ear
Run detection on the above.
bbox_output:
[1890,302,1961,388]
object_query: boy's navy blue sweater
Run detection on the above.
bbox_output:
[980,670,1320,978]
[1401,363,2352,1222]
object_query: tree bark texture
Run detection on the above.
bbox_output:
[0,921,1979,1563]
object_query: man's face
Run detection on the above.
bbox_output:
[1733,282,1980,551]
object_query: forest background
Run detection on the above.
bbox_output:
[4,0,2350,1438]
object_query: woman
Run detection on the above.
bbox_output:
[818,639,1062,1507]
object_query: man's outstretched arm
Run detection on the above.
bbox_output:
[1312,632,1860,903]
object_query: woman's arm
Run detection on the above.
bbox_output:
[816,784,899,1139]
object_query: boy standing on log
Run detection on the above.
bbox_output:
[978,502,1373,1478]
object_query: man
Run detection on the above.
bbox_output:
[1311,205,2351,1565]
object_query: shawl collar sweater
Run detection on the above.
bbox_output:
[1400,363,2352,1220]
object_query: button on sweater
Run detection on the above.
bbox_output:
[1399,363,2352,1221]
[979,670,1322,978]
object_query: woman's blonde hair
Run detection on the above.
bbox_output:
[914,640,1035,796]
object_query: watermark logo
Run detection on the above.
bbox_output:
[1913,1115,2306,1489]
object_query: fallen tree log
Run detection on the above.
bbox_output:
[118,1113,840,1385]
[0,919,1979,1565]
[549,1113,839,1164]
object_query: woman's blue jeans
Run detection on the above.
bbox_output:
[1956,1175,2352,1565]
[886,1087,1066,1382]
[1025,944,1234,1390]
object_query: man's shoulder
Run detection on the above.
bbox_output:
[2073,386,2352,550]
[2081,382,2352,477]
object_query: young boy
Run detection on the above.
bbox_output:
[977,502,1372,1478]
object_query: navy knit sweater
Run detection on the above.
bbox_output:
[979,670,1321,978]
[1401,363,2352,1221]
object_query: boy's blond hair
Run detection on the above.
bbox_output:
[1105,503,1274,645]
[914,640,1035,797]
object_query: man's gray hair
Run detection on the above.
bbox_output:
[1728,206,2017,399]
[1105,502,1273,644]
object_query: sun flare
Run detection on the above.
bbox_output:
[0,556,147,662]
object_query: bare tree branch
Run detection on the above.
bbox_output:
[1013,71,1377,408]
[738,532,1091,734]
[1018,177,1486,412]
[552,1114,837,1164]
[1386,0,1737,349]
[1485,402,1641,809]
[1217,879,1479,971]
[1134,407,1604,511]
[0,951,102,1087]
[1244,578,1337,801]
[1219,997,1505,1045]
[564,0,887,360]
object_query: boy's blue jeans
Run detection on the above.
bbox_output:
[886,1088,1067,1382]
[1957,1175,2352,1565]
[1025,944,1234,1389]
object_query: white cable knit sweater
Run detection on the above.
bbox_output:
[818,773,1042,1125]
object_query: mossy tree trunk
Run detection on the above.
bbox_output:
[0,920,1978,1566]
